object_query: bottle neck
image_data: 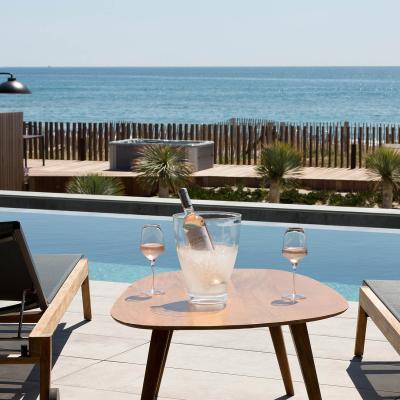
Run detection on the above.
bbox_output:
[178,188,194,215]
[183,205,195,215]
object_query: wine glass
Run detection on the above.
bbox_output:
[140,224,165,296]
[282,227,308,303]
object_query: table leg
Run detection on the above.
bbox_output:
[354,305,368,357]
[269,326,294,396]
[141,329,173,400]
[290,323,321,400]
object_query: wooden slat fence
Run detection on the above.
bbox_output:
[23,121,400,168]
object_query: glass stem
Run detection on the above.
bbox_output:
[292,262,297,299]
[150,260,156,292]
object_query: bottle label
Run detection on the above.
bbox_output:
[179,187,215,251]
[185,226,214,251]
[183,214,213,250]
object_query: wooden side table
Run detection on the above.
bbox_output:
[111,269,348,400]
[23,134,45,167]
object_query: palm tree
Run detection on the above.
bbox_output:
[366,147,400,208]
[66,174,125,195]
[133,145,193,197]
[255,143,302,203]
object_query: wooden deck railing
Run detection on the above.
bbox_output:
[23,121,400,168]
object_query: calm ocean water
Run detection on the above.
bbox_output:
[1,67,400,123]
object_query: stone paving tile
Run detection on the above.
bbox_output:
[111,340,299,379]
[283,316,388,341]
[6,300,389,365]
[0,378,175,400]
[45,281,400,393]
[110,344,374,387]
[68,292,118,316]
[58,311,151,340]
[54,358,396,400]
[107,340,399,391]
[47,385,180,400]
[0,355,97,383]
[54,359,145,394]
[341,301,359,319]
[308,333,398,362]
[52,331,148,360]
[171,327,398,362]
[1,281,399,399]
[86,280,130,298]
[347,360,400,396]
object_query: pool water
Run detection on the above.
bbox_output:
[1,208,399,301]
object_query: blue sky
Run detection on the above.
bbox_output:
[2,0,400,66]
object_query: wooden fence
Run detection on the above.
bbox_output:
[23,121,400,168]
[218,118,274,125]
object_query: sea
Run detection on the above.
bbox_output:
[1,67,400,123]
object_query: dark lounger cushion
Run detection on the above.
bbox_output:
[33,254,83,303]
[364,280,400,322]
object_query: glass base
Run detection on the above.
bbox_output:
[143,289,165,296]
[282,293,306,302]
[189,293,227,305]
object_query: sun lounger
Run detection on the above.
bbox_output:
[0,221,92,399]
[354,280,400,357]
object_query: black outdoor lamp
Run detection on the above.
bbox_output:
[0,72,31,94]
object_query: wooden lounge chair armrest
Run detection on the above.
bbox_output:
[359,286,400,354]
[29,259,89,344]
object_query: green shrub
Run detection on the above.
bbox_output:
[280,188,304,204]
[304,190,331,205]
[328,192,377,207]
[280,189,331,205]
[374,191,383,205]
[255,142,302,203]
[133,145,192,197]
[66,174,125,195]
[187,185,267,202]
[366,147,400,208]
[327,193,343,206]
[186,185,382,208]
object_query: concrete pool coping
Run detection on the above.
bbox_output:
[1,190,400,229]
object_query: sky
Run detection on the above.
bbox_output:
[2,0,400,67]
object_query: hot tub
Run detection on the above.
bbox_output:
[109,139,214,172]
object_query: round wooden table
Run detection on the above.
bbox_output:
[111,269,348,400]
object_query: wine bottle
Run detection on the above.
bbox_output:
[178,188,214,251]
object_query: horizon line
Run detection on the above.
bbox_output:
[3,65,400,69]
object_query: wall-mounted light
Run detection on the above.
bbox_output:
[0,72,31,94]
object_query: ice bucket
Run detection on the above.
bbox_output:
[173,212,241,305]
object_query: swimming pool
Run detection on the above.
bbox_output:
[1,207,399,301]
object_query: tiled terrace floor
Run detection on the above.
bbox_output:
[1,280,399,399]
